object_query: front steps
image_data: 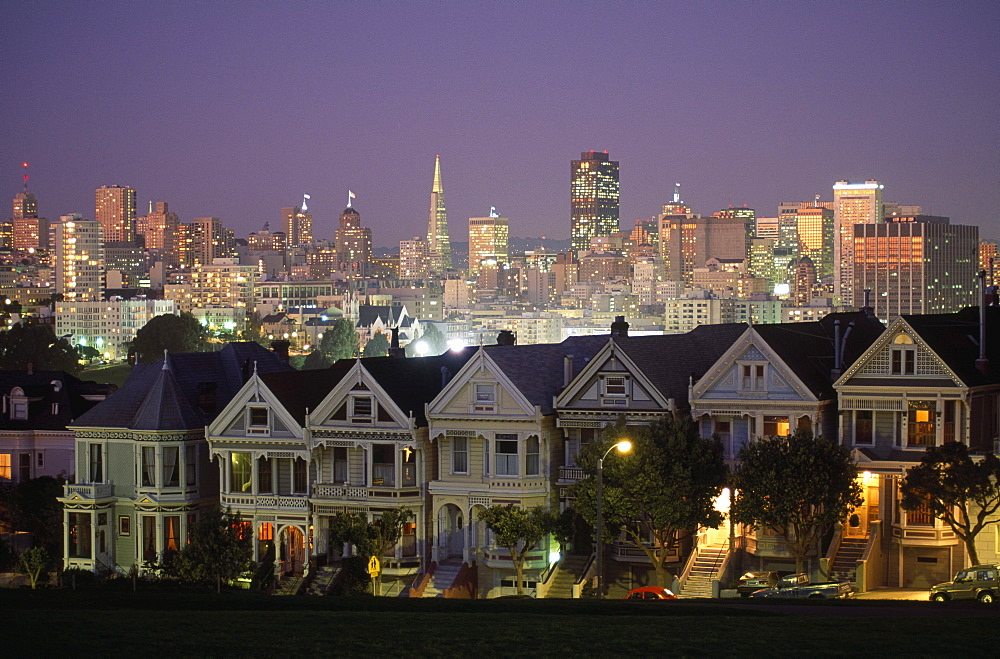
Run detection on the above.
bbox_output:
[679,545,727,598]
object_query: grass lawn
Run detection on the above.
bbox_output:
[2,589,995,656]
[80,362,132,387]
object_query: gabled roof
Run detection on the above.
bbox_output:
[753,311,884,398]
[899,307,1000,386]
[356,305,407,328]
[483,335,609,413]
[74,343,293,430]
[612,324,749,407]
[0,370,116,431]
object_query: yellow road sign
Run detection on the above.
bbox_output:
[367,556,381,576]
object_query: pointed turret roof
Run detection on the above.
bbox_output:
[131,352,204,430]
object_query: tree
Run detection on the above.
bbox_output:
[0,476,65,557]
[17,546,49,589]
[478,504,559,595]
[406,323,448,357]
[300,350,331,370]
[320,318,357,363]
[0,322,80,373]
[329,509,412,594]
[570,417,727,587]
[174,507,253,593]
[731,431,862,574]
[241,311,267,347]
[130,312,209,364]
[901,442,1000,567]
[362,331,389,358]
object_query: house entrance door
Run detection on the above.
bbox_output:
[282,526,305,576]
[845,478,880,539]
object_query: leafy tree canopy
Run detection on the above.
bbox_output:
[478,504,559,595]
[901,442,1000,567]
[173,507,254,593]
[731,431,862,574]
[130,312,209,364]
[329,509,412,594]
[570,416,727,587]
[300,350,332,370]
[362,331,389,358]
[17,546,49,589]
[0,476,65,557]
[0,322,80,374]
[320,318,358,363]
[406,323,448,357]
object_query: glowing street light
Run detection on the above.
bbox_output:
[596,439,631,599]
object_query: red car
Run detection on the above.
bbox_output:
[623,586,677,600]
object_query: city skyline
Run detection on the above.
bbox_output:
[3,2,998,245]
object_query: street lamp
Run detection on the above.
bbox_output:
[595,439,631,599]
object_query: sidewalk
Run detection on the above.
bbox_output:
[853,588,927,601]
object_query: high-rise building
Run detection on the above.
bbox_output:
[468,210,509,276]
[980,239,997,285]
[833,179,883,303]
[137,201,179,266]
[852,216,977,323]
[12,183,48,252]
[794,206,835,280]
[95,185,137,244]
[660,214,747,285]
[13,191,37,220]
[399,237,432,280]
[426,155,451,272]
[335,206,372,277]
[714,206,755,249]
[179,217,232,267]
[281,206,313,248]
[54,214,104,302]
[571,151,619,251]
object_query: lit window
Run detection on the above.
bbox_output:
[763,416,790,437]
[0,453,10,480]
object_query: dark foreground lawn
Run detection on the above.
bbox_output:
[2,589,995,657]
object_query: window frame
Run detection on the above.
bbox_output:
[452,436,469,474]
[351,395,374,423]
[739,363,767,392]
[474,383,496,412]
[247,406,270,436]
[495,434,519,477]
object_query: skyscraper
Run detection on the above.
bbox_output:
[54,214,104,302]
[571,151,619,251]
[95,185,137,243]
[468,210,509,276]
[833,179,883,303]
[138,201,180,266]
[281,205,313,248]
[426,155,451,272]
[853,216,977,322]
[794,206,835,280]
[335,206,372,277]
[12,188,46,252]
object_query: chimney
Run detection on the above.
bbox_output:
[441,366,451,388]
[389,327,406,359]
[270,340,290,365]
[496,330,516,346]
[610,315,629,338]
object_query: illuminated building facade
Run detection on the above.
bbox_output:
[980,239,997,284]
[852,217,977,323]
[281,206,313,248]
[179,217,234,267]
[399,237,432,280]
[54,214,103,302]
[468,212,509,276]
[571,151,619,252]
[795,206,834,279]
[661,214,747,285]
[833,180,883,303]
[335,206,373,277]
[95,185,137,244]
[426,155,452,272]
[138,201,179,265]
[13,188,47,252]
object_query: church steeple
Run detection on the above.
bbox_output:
[427,155,452,272]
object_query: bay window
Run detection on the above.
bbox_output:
[163,447,179,487]
[495,434,518,477]
[230,452,252,492]
[525,436,540,476]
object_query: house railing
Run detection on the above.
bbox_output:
[558,466,585,483]
[407,561,436,598]
[572,552,597,598]
[678,539,702,593]
[220,493,308,509]
[443,562,477,599]
[63,483,114,499]
[854,521,883,593]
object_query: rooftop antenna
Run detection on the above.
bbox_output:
[302,194,310,212]
[673,183,681,204]
[21,162,29,193]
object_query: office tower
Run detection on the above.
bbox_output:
[179,217,232,267]
[12,182,48,252]
[661,214,747,284]
[755,217,780,239]
[281,205,313,248]
[792,257,817,306]
[468,210,509,276]
[247,223,287,251]
[853,217,977,323]
[748,238,776,285]
[95,185,137,243]
[980,239,997,284]
[399,237,432,280]
[138,201,179,266]
[54,214,104,302]
[335,206,372,277]
[715,206,756,253]
[426,155,452,272]
[571,151,620,251]
[794,206,835,279]
[833,179,883,303]
[12,191,37,220]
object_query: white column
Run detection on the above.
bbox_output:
[62,508,70,569]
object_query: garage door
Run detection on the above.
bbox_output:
[902,547,952,588]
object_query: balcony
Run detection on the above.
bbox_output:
[62,483,115,500]
[220,492,309,511]
[558,466,585,483]
[312,483,422,501]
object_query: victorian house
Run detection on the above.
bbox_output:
[833,306,1000,589]
[60,343,291,573]
[205,350,475,579]
[424,333,607,596]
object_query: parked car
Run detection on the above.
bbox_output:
[737,571,779,597]
[748,573,852,599]
[930,565,1000,603]
[624,586,677,600]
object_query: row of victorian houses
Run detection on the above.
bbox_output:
[27,303,999,596]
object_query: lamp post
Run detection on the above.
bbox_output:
[595,439,631,599]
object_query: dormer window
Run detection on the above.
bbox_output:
[351,396,373,423]
[604,376,627,396]
[247,406,270,435]
[9,387,27,420]
[474,384,496,412]
[891,334,916,375]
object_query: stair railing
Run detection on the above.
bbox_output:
[678,538,702,593]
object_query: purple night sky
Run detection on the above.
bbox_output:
[3,1,998,246]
